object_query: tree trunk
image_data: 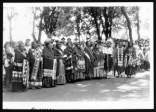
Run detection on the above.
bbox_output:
[90,8,101,41]
[9,20,12,46]
[136,7,141,40]
[103,8,109,41]
[121,7,133,46]
[76,22,80,42]
[94,18,101,41]
[38,16,43,43]
[108,17,112,39]
[32,16,37,43]
[76,14,81,42]
[102,7,113,41]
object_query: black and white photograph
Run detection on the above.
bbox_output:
[2,2,154,109]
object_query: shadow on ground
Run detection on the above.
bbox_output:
[3,71,150,102]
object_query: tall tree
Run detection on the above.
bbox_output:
[73,7,82,41]
[56,7,74,37]
[32,7,39,42]
[83,7,102,40]
[136,7,141,40]
[121,7,133,46]
[32,7,60,42]
[31,7,44,43]
[41,7,60,38]
[7,8,17,46]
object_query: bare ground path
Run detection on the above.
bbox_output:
[3,71,150,102]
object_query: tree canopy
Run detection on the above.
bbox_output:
[29,6,141,45]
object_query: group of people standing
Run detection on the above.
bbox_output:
[3,37,150,92]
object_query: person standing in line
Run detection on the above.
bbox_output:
[92,42,102,79]
[83,41,95,80]
[125,44,135,78]
[54,41,66,85]
[11,41,29,92]
[98,42,106,79]
[143,47,150,71]
[3,42,14,91]
[116,42,125,78]
[42,39,57,88]
[64,39,75,83]
[73,43,86,81]
[112,43,118,77]
[28,42,43,89]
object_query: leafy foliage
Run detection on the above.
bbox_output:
[31,6,139,44]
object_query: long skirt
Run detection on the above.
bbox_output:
[94,66,106,79]
[42,58,57,88]
[143,61,150,70]
[94,59,106,79]
[56,59,66,85]
[29,60,43,89]
[65,57,74,83]
[117,66,125,76]
[76,58,86,81]
[4,64,13,90]
[11,60,29,92]
[84,57,93,80]
[75,71,85,81]
[11,71,27,92]
[65,70,72,82]
[125,65,133,77]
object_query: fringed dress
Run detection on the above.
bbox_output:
[54,48,66,85]
[93,48,105,79]
[64,46,75,83]
[73,46,86,81]
[117,47,125,76]
[84,47,95,80]
[11,49,29,92]
[28,48,43,89]
[125,49,135,78]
